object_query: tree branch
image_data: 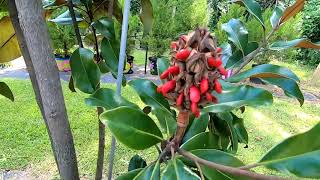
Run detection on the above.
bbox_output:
[177,148,286,180]
[232,28,277,75]
[68,0,83,48]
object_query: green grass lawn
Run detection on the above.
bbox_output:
[0,67,319,178]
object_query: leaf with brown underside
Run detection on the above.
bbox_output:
[251,73,284,79]
[0,16,21,63]
[279,0,305,25]
[270,38,320,50]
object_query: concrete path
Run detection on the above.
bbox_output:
[0,58,160,84]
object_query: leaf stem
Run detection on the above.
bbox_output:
[177,148,286,180]
[233,27,277,75]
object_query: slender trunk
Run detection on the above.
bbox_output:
[12,0,79,179]
[95,107,105,180]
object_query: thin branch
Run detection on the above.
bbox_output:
[233,28,277,75]
[239,163,261,170]
[177,148,286,180]
[93,0,109,14]
[195,161,205,180]
[107,0,114,18]
[86,5,101,62]
[68,0,83,48]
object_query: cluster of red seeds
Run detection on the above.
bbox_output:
[157,28,227,117]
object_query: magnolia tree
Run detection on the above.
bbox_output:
[1,0,320,179]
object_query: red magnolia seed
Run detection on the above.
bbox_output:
[200,78,209,94]
[206,92,218,104]
[214,79,222,94]
[206,92,212,101]
[160,66,180,79]
[176,48,192,61]
[162,80,176,96]
[189,86,201,103]
[207,57,222,68]
[216,47,222,53]
[160,70,170,79]
[218,66,227,76]
[176,93,184,106]
[170,42,177,50]
[191,102,200,118]
[157,86,162,93]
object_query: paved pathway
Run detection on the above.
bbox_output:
[0,64,160,84]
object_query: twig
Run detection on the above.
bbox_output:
[67,0,83,48]
[233,27,277,75]
[177,148,286,180]
[239,163,261,170]
[195,161,205,180]
[85,6,101,63]
[107,0,114,18]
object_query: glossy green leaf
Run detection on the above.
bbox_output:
[231,113,248,144]
[270,38,320,50]
[259,123,320,178]
[220,43,232,66]
[217,112,238,153]
[181,132,220,151]
[226,42,258,68]
[68,76,76,92]
[261,77,304,106]
[101,37,121,77]
[182,113,209,143]
[49,10,84,25]
[233,0,265,28]
[101,107,163,150]
[162,158,200,180]
[70,48,101,94]
[0,82,14,102]
[203,85,273,113]
[157,57,169,84]
[140,0,154,34]
[80,0,92,8]
[92,17,115,40]
[181,149,246,180]
[117,169,143,180]
[128,155,147,171]
[227,64,299,82]
[270,6,284,29]
[221,19,248,54]
[129,79,176,136]
[85,88,139,109]
[97,60,110,74]
[134,161,160,180]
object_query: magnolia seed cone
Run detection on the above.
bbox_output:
[158,27,227,117]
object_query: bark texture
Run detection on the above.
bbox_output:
[12,0,79,179]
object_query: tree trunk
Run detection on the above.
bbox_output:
[311,63,320,86]
[12,0,79,179]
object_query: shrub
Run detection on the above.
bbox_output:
[297,0,320,66]
[146,0,208,57]
[47,8,77,57]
